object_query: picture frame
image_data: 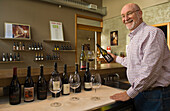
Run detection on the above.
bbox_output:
[50,21,64,41]
[5,22,31,39]
[110,30,118,46]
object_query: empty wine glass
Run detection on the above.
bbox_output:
[49,74,62,107]
[87,51,95,70]
[91,73,101,101]
[69,73,80,101]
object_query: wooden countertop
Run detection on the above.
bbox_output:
[0,85,124,111]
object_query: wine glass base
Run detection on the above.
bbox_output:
[50,102,62,107]
[70,97,79,101]
[91,97,100,101]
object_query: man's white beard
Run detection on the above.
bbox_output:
[125,15,140,30]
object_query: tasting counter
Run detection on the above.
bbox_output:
[0,85,126,111]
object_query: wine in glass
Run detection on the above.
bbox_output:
[49,62,62,107]
[69,64,81,101]
[87,51,95,70]
[91,73,101,101]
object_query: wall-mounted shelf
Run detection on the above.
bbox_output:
[33,60,61,62]
[0,37,31,41]
[0,61,24,64]
[12,50,43,52]
[52,50,75,52]
[43,40,70,43]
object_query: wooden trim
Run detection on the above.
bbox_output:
[76,14,102,22]
[77,24,102,32]
[152,22,170,49]
[75,14,78,63]
[75,14,103,63]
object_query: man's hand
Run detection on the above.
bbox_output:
[110,91,131,102]
[107,52,117,62]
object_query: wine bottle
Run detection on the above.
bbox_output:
[40,43,43,50]
[9,53,13,61]
[2,53,6,62]
[34,43,37,50]
[17,53,20,61]
[13,53,16,61]
[6,53,9,61]
[37,65,47,100]
[22,42,25,50]
[41,53,44,61]
[19,42,22,50]
[13,42,16,50]
[35,53,38,61]
[79,44,86,70]
[54,44,57,51]
[24,66,34,102]
[84,62,92,91]
[51,62,61,97]
[62,64,70,95]
[16,42,19,50]
[9,67,21,105]
[75,64,81,93]
[96,44,113,63]
[37,43,40,50]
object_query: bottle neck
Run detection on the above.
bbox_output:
[64,64,67,75]
[75,64,78,74]
[27,66,31,77]
[40,66,43,76]
[86,62,89,72]
[13,67,17,79]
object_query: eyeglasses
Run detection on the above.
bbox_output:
[121,10,140,18]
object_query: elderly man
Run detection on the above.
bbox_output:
[109,3,170,111]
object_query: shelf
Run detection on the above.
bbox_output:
[0,37,31,41]
[43,40,70,43]
[12,50,43,52]
[52,50,75,52]
[33,60,61,62]
[0,61,24,64]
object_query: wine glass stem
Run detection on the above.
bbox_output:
[95,88,96,93]
[74,89,75,94]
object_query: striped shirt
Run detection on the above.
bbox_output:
[116,22,170,98]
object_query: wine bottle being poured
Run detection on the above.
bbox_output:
[96,44,113,63]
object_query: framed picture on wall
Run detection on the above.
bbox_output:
[5,22,31,39]
[110,30,118,46]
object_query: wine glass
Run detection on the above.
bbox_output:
[91,73,101,101]
[69,73,80,101]
[49,75,62,107]
[87,51,95,70]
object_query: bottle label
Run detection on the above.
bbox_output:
[85,82,92,89]
[80,61,86,69]
[24,87,34,101]
[104,54,113,63]
[53,81,60,91]
[63,84,70,94]
[10,90,20,103]
[37,87,47,99]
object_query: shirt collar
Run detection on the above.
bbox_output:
[128,22,146,39]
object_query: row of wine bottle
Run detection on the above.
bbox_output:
[13,42,43,51]
[54,44,72,51]
[9,62,92,105]
[2,53,20,62]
